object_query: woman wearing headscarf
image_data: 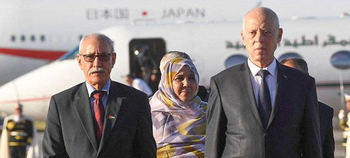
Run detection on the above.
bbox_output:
[150,54,207,158]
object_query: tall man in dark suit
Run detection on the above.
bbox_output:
[42,34,156,158]
[205,7,322,158]
[282,57,335,158]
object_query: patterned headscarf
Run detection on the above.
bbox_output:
[150,57,207,158]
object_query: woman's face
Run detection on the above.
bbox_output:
[172,65,197,102]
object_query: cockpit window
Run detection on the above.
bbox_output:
[59,46,79,60]
[224,54,247,69]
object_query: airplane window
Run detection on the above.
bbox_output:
[30,35,35,42]
[278,52,303,62]
[224,54,247,69]
[21,35,25,42]
[11,35,15,42]
[59,46,79,60]
[330,50,350,69]
[40,35,45,42]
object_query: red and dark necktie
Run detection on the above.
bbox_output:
[93,91,105,142]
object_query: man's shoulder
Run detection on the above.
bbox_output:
[278,63,315,85]
[212,63,245,80]
[110,81,148,98]
[4,115,16,122]
[5,115,33,123]
[279,63,310,78]
[20,115,34,122]
[52,82,85,99]
[111,80,133,91]
[318,101,334,115]
[133,78,142,83]
[132,78,143,85]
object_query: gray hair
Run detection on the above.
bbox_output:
[242,7,280,33]
[281,57,309,74]
[79,33,115,54]
[159,51,191,73]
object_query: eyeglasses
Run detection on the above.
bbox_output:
[79,53,112,62]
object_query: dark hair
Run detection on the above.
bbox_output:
[126,73,136,79]
[281,57,308,74]
[197,85,208,102]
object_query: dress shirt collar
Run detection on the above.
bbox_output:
[247,58,277,77]
[85,79,111,97]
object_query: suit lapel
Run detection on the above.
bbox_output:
[73,84,98,151]
[267,63,288,128]
[238,63,264,129]
[98,82,125,153]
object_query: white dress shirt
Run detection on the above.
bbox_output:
[86,79,110,113]
[247,58,277,108]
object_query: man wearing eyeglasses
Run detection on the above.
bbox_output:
[42,33,156,158]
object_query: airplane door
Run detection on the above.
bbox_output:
[129,38,166,92]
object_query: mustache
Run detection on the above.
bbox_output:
[88,67,107,75]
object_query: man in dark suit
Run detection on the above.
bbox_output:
[42,34,156,158]
[205,7,322,158]
[282,57,335,158]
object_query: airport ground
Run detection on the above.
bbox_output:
[0,118,348,157]
[334,122,346,158]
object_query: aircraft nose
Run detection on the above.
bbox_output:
[0,60,82,120]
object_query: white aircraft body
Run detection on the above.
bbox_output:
[0,16,350,120]
[1,0,269,86]
[1,0,350,86]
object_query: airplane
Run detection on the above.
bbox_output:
[0,0,272,86]
[0,14,350,121]
[2,0,350,87]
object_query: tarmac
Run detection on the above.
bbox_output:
[1,117,348,158]
[31,125,350,158]
[334,128,346,158]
